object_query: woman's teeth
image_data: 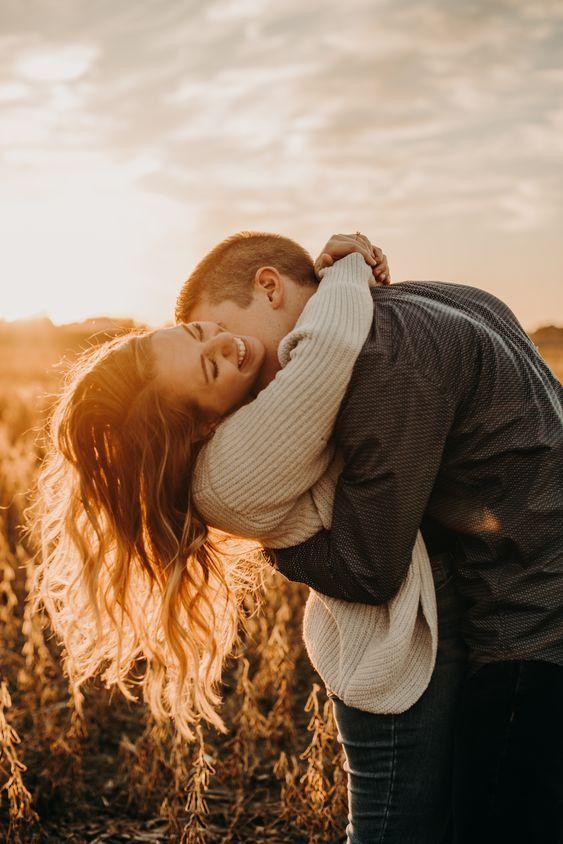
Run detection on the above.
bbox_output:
[235,336,246,368]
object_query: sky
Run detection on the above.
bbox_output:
[1,0,562,331]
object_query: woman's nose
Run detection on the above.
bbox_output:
[206,332,236,359]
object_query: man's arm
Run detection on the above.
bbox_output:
[267,362,455,604]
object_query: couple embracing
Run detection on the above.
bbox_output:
[35,231,563,843]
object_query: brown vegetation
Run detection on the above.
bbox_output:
[0,318,560,842]
[0,318,348,842]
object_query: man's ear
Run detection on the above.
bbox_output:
[254,266,284,308]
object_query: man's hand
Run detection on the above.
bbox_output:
[315,233,391,285]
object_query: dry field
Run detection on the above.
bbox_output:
[0,319,561,843]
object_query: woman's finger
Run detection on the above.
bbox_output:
[330,243,376,265]
[314,253,335,279]
[374,251,388,271]
[316,234,378,272]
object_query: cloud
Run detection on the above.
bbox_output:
[14,44,99,82]
[0,0,561,325]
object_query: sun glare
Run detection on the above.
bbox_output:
[1,154,193,325]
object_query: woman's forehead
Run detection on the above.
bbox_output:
[152,324,197,367]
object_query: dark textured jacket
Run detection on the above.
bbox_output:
[268,281,563,668]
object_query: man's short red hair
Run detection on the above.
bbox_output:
[175,231,316,322]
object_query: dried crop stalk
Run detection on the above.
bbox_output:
[0,680,39,835]
[180,724,215,844]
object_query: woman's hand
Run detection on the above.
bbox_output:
[315,233,391,285]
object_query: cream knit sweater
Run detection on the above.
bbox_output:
[192,253,438,713]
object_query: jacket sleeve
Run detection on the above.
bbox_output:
[267,363,455,603]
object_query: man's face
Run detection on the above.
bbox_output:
[187,275,315,391]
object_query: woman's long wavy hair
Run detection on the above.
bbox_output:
[30,329,265,740]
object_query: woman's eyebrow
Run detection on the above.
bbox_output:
[182,323,199,340]
[181,323,209,383]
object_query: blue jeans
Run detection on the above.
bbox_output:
[328,555,466,844]
[453,659,563,843]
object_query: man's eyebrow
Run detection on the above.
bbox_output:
[181,323,209,384]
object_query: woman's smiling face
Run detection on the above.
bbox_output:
[151,321,266,422]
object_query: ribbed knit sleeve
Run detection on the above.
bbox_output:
[192,252,373,538]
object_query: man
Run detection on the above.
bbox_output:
[176,231,563,843]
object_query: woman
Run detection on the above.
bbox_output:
[32,234,437,836]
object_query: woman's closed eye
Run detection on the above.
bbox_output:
[193,324,219,378]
